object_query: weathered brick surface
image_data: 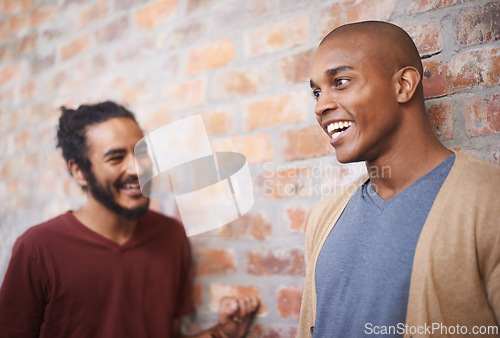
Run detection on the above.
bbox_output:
[134,0,178,29]
[194,248,236,276]
[455,2,500,46]
[426,98,454,140]
[244,14,309,56]
[1,0,499,332]
[186,38,236,75]
[318,0,396,37]
[59,34,91,61]
[465,94,500,137]
[286,206,311,234]
[211,63,273,100]
[218,212,272,240]
[212,134,274,164]
[281,124,334,161]
[243,91,308,131]
[278,48,314,84]
[246,248,305,276]
[407,0,458,14]
[405,23,443,57]
[276,285,303,320]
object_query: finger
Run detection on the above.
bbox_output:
[219,297,239,323]
[248,295,260,312]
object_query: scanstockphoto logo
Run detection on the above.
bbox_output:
[258,160,380,198]
[134,114,254,237]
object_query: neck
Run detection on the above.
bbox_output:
[73,197,139,245]
[366,116,452,200]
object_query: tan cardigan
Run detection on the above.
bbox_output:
[298,152,500,337]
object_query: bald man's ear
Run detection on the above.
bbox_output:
[395,66,421,104]
[68,159,89,190]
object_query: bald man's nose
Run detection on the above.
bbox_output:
[315,94,339,116]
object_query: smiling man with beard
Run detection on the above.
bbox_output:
[0,101,259,338]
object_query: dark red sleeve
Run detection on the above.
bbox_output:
[174,233,195,319]
[0,237,46,337]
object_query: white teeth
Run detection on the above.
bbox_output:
[125,183,140,189]
[326,121,352,135]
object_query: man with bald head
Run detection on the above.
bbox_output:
[299,21,500,337]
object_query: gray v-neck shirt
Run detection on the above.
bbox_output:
[314,154,455,337]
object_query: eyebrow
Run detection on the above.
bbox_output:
[103,149,127,159]
[310,65,354,89]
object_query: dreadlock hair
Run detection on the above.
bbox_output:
[56,101,137,189]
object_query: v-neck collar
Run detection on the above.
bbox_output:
[66,211,143,252]
[364,154,456,210]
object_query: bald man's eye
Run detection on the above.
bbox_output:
[334,78,349,87]
[312,89,321,101]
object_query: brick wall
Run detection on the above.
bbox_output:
[0,0,499,335]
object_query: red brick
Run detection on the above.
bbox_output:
[163,77,206,111]
[30,6,56,27]
[158,19,205,50]
[0,20,9,42]
[244,14,309,56]
[247,324,298,338]
[211,63,273,100]
[186,38,236,75]
[281,124,334,161]
[208,283,267,315]
[467,143,500,166]
[28,103,58,123]
[187,0,216,13]
[455,2,500,46]
[193,283,203,308]
[194,249,236,276]
[407,0,458,13]
[256,166,313,199]
[422,59,449,99]
[137,104,174,132]
[31,54,55,74]
[448,48,500,92]
[21,80,36,100]
[77,0,108,29]
[135,0,178,30]
[95,16,129,43]
[286,206,311,233]
[13,130,31,151]
[243,91,308,131]
[465,94,500,137]
[246,248,305,276]
[201,109,232,136]
[0,157,19,178]
[91,54,107,74]
[318,0,396,37]
[18,33,38,55]
[218,212,272,240]
[5,177,23,195]
[212,134,274,164]
[209,0,271,35]
[59,34,91,61]
[2,0,18,12]
[115,36,155,63]
[405,23,443,57]
[278,48,314,84]
[0,62,23,87]
[20,0,35,10]
[9,14,30,33]
[276,285,303,320]
[425,98,454,140]
[0,46,13,63]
